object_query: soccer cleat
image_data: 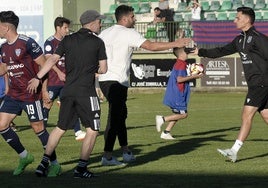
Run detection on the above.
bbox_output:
[155,115,164,132]
[217,148,237,162]
[35,163,48,177]
[13,153,34,176]
[73,169,96,178]
[123,152,136,163]
[160,132,175,140]
[75,130,86,141]
[101,156,125,166]
[47,163,61,177]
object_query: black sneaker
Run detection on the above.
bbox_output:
[35,163,48,177]
[73,170,96,179]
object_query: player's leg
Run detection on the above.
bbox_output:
[23,100,60,177]
[0,112,34,175]
[43,86,61,127]
[259,97,268,124]
[161,112,188,140]
[260,109,268,124]
[217,86,265,162]
[0,97,34,175]
[99,81,125,165]
[237,105,258,142]
[30,120,60,175]
[36,96,75,177]
[217,105,257,162]
[74,95,101,178]
[111,84,135,163]
[35,126,65,177]
[43,100,53,127]
[74,127,98,178]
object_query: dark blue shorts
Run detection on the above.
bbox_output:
[47,85,63,101]
[0,96,44,122]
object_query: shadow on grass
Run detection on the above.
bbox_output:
[11,124,32,132]
[1,171,268,188]
[13,123,57,132]
[7,125,268,188]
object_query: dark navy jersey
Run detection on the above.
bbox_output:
[0,34,43,102]
[44,36,65,87]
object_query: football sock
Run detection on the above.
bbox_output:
[37,129,58,163]
[231,139,243,153]
[19,150,28,158]
[0,127,25,154]
[40,154,50,168]
[73,119,81,133]
[36,129,49,148]
[76,159,88,172]
[43,107,50,127]
[164,130,170,134]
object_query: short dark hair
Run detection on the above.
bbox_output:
[54,17,71,30]
[0,11,19,29]
[237,6,255,24]
[154,7,161,11]
[115,5,134,22]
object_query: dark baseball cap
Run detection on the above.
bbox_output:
[80,10,106,25]
[0,11,19,28]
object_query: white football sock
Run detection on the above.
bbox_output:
[231,139,243,153]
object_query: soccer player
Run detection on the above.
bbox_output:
[156,40,203,140]
[193,7,268,162]
[0,10,59,176]
[98,4,191,166]
[27,10,107,178]
[43,16,86,141]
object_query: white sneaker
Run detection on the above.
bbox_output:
[101,156,125,166]
[123,152,136,163]
[160,132,175,140]
[75,130,86,141]
[156,115,164,132]
[217,148,237,162]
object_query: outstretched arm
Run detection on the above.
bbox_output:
[140,38,191,51]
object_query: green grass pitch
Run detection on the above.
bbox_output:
[1,91,268,188]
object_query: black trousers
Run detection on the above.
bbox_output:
[99,81,128,152]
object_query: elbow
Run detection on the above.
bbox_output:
[99,66,107,74]
[141,40,158,51]
[102,67,108,74]
[144,44,158,51]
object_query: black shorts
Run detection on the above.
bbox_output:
[244,86,268,111]
[57,95,101,131]
[171,109,187,114]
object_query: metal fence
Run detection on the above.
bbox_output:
[70,21,227,51]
